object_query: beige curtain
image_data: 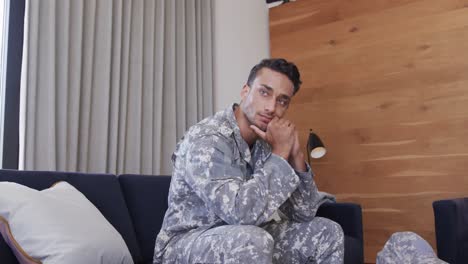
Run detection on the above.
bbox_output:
[19,0,214,175]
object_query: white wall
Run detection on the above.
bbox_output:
[213,0,270,112]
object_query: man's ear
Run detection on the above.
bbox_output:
[241,84,250,100]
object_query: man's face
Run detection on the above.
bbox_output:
[240,68,295,131]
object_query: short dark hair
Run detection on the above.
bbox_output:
[246,58,302,94]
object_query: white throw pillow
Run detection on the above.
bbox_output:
[0,181,134,264]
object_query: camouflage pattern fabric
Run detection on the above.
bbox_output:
[377,232,448,264]
[153,104,344,264]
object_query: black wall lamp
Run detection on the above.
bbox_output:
[266,0,294,8]
[307,129,326,163]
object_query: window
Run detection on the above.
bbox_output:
[0,0,10,168]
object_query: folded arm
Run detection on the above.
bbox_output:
[185,135,300,226]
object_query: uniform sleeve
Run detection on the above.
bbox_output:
[184,135,300,226]
[278,165,324,222]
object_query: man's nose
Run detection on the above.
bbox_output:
[264,98,276,113]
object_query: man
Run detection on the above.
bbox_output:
[377,232,448,264]
[153,58,344,264]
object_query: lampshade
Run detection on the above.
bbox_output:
[307,130,326,159]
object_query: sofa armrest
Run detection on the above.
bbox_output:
[316,202,363,241]
[118,175,171,264]
[433,198,468,264]
[316,202,363,264]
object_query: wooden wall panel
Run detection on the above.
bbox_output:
[270,0,468,262]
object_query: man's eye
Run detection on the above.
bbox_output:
[278,99,289,106]
[259,89,268,96]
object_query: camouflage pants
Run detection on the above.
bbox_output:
[162,217,344,264]
[376,232,448,264]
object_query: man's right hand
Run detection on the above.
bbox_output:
[250,117,295,160]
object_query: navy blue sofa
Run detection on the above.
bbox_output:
[0,169,364,264]
[433,197,468,264]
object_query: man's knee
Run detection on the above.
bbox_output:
[237,225,275,248]
[228,226,274,262]
[310,217,344,244]
[327,218,344,239]
[188,225,274,263]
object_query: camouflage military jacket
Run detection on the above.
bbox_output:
[153,104,332,263]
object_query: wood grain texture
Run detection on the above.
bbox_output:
[270,0,468,262]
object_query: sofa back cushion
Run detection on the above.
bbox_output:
[0,169,142,263]
[0,181,134,264]
[118,175,171,264]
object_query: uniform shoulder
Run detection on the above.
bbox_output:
[187,110,234,140]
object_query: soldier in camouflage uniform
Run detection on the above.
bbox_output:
[377,232,447,264]
[153,59,344,264]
